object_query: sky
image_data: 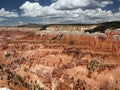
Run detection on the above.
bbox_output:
[0,0,120,26]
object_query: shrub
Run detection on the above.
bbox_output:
[69,40,75,45]
[14,81,18,86]
[5,52,11,58]
[0,65,3,69]
[87,60,100,72]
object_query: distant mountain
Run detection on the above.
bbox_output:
[18,23,95,28]
[18,23,49,30]
[18,23,42,27]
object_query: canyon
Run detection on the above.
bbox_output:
[0,24,120,90]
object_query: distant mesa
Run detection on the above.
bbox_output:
[17,21,120,33]
[85,21,120,33]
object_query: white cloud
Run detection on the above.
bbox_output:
[81,8,117,23]
[51,0,90,10]
[19,1,120,24]
[0,8,18,17]
[51,0,113,10]
[20,1,60,17]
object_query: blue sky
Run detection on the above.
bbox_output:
[0,0,120,25]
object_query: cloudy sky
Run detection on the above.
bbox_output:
[0,0,120,25]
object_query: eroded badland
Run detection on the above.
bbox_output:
[0,23,120,90]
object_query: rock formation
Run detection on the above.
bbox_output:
[0,26,120,90]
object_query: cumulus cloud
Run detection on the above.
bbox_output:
[20,1,61,17]
[51,0,113,10]
[19,1,120,24]
[0,8,18,17]
[80,8,120,23]
[51,0,90,10]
